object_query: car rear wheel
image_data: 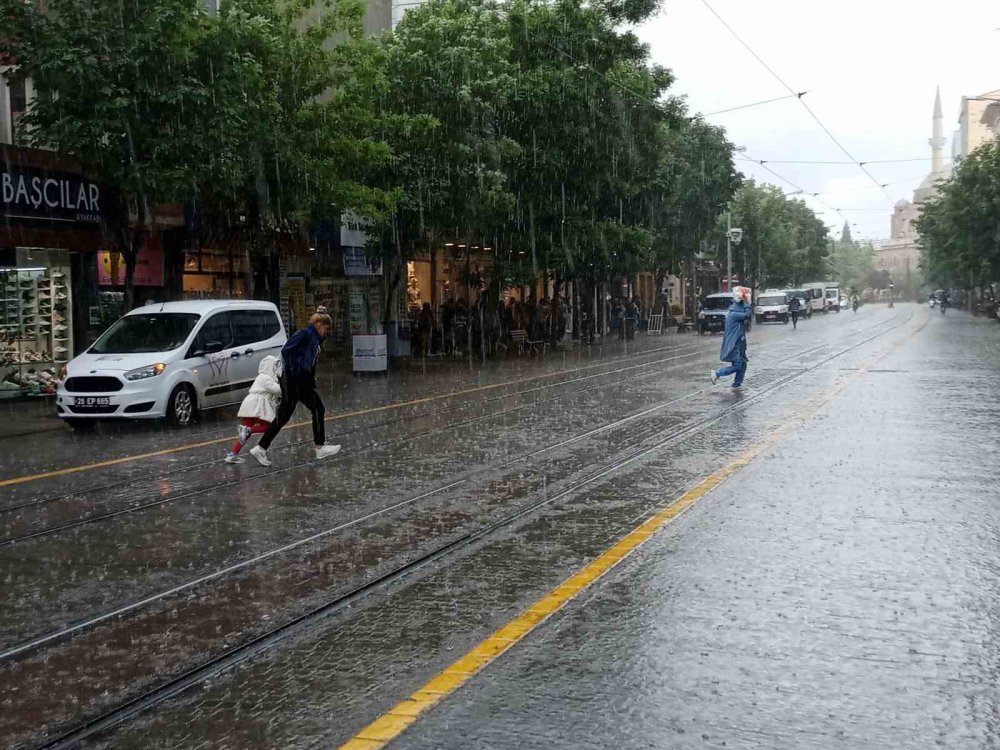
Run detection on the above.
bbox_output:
[66,418,96,432]
[167,384,197,427]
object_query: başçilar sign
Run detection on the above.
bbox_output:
[1,165,103,224]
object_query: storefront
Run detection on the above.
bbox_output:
[0,145,105,399]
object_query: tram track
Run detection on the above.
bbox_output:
[0,340,707,515]
[0,314,892,547]
[3,309,913,667]
[21,307,920,750]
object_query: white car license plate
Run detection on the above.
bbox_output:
[74,396,111,407]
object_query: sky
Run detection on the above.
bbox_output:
[636,0,1000,242]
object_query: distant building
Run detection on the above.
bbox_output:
[951,89,1000,162]
[875,88,949,280]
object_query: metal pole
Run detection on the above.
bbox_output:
[726,212,732,292]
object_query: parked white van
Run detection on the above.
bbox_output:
[56,300,286,430]
[802,282,828,313]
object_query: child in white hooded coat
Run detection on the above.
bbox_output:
[225,356,283,464]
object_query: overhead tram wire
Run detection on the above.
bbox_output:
[699,0,896,206]
[734,153,855,229]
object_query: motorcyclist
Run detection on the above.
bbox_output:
[851,294,859,313]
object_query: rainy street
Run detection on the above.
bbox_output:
[2,304,998,749]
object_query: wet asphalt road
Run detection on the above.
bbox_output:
[4,304,997,749]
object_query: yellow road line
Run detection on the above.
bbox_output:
[337,310,929,750]
[0,347,693,489]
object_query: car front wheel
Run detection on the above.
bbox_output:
[167,384,197,427]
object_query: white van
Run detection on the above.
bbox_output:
[824,283,841,313]
[802,282,827,313]
[56,300,286,430]
[754,290,790,325]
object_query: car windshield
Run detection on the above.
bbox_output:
[758,296,785,306]
[89,313,200,354]
[701,297,731,311]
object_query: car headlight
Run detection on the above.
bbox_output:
[125,363,167,381]
[698,312,705,319]
[755,307,762,313]
[780,306,787,312]
[58,364,68,381]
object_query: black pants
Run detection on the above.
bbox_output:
[259,374,325,449]
[791,310,798,329]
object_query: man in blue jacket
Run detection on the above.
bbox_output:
[251,312,341,466]
[710,287,752,389]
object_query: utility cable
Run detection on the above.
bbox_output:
[699,0,895,205]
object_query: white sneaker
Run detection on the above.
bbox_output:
[249,445,271,466]
[224,452,245,464]
[315,443,341,460]
[710,370,719,385]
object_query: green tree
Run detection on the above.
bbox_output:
[192,0,396,301]
[723,181,830,290]
[918,140,1000,290]
[1,0,219,309]
[646,115,739,310]
[374,0,518,315]
[502,0,673,300]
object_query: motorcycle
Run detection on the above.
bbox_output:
[852,299,859,313]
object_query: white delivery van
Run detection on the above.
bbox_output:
[802,282,828,314]
[56,300,286,430]
[754,290,790,325]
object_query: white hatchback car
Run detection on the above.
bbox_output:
[57,300,286,430]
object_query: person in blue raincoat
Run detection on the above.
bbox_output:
[710,286,752,389]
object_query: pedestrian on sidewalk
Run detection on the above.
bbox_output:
[788,294,801,329]
[225,355,283,464]
[250,313,341,467]
[710,286,752,390]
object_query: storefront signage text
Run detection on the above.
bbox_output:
[1,167,103,224]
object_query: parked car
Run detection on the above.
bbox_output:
[755,291,790,325]
[839,296,849,309]
[697,293,732,334]
[57,300,286,430]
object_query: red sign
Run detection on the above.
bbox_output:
[98,238,164,286]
